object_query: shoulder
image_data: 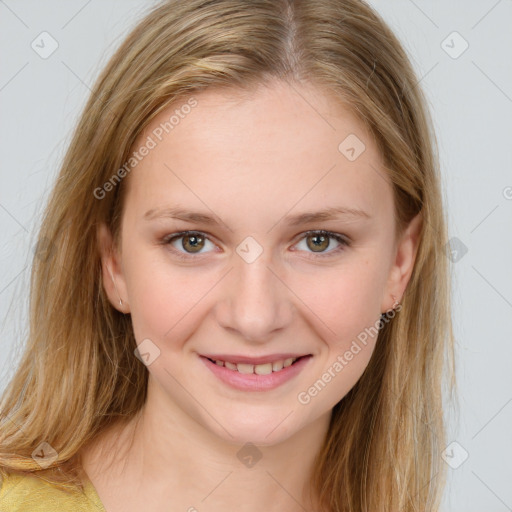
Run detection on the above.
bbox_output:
[0,470,102,512]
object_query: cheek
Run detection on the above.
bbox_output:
[293,262,386,409]
[123,252,214,344]
[292,258,386,345]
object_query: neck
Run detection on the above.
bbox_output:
[81,378,331,511]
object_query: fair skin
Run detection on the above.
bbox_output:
[82,79,421,512]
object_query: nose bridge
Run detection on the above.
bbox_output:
[220,244,292,342]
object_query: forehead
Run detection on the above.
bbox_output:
[124,80,392,225]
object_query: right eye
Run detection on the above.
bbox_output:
[161,231,217,259]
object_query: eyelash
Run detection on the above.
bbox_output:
[160,230,350,261]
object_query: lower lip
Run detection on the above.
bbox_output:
[200,355,312,391]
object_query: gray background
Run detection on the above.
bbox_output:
[1,1,511,510]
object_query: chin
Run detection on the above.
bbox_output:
[200,405,304,448]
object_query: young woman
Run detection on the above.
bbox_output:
[0,0,454,511]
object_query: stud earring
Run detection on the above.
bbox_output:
[107,265,123,307]
[388,294,401,313]
[381,294,401,318]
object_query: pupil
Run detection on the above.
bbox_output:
[184,234,204,252]
[309,234,328,252]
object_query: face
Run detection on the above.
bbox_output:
[98,79,421,446]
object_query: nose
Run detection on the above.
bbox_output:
[215,249,294,344]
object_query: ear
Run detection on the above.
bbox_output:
[381,212,422,313]
[97,222,130,313]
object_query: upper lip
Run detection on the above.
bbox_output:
[201,353,311,365]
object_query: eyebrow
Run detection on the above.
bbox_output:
[143,205,371,225]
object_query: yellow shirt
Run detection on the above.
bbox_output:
[0,471,106,511]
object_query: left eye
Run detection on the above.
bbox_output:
[293,230,349,256]
[162,230,349,259]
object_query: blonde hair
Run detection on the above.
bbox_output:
[0,1,455,510]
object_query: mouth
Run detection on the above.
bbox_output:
[204,355,307,375]
[199,354,313,391]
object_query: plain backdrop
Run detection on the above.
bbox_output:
[1,1,511,511]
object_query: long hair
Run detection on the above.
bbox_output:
[0,1,455,510]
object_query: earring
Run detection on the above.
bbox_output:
[107,265,123,307]
[381,294,401,318]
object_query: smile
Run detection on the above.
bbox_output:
[200,354,312,391]
[207,356,300,375]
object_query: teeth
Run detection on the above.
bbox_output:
[211,357,299,374]
[254,363,273,375]
[272,360,283,371]
[236,363,254,374]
